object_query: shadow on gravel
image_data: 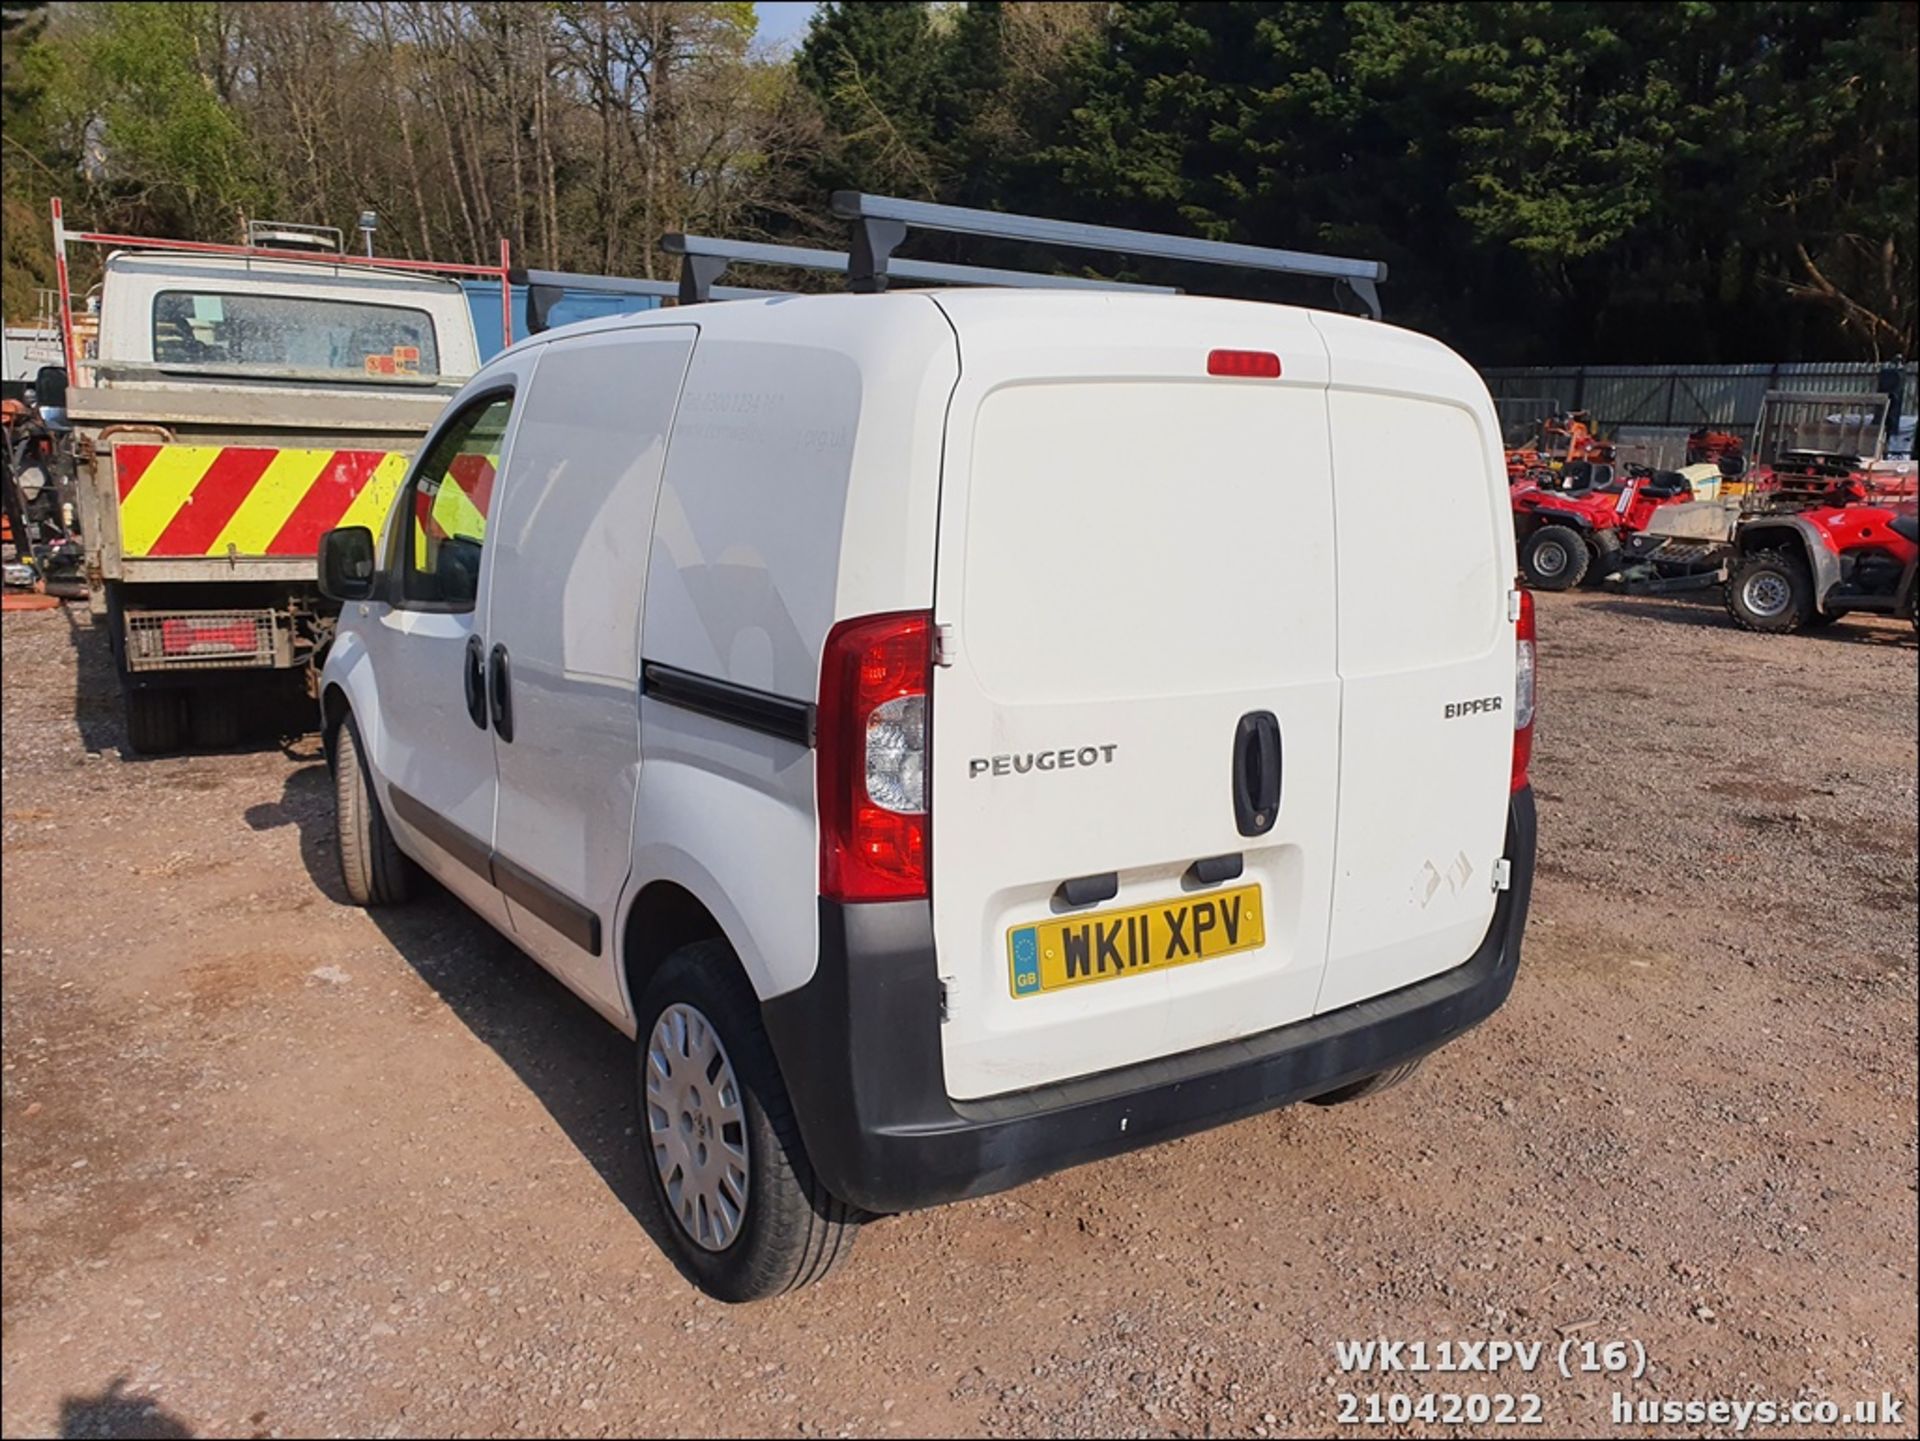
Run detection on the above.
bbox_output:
[58,1376,193,1438]
[59,600,330,760]
[242,762,687,1270]
[1587,594,1918,646]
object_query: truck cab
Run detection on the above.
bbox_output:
[62,228,486,752]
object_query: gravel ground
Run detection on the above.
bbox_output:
[2,592,1915,1439]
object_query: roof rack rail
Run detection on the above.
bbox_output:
[830,191,1387,318]
[662,233,1178,305]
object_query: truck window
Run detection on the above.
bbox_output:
[395,391,512,610]
[150,290,440,377]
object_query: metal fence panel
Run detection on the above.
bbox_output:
[1478,362,1916,461]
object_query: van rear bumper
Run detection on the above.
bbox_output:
[764,788,1536,1215]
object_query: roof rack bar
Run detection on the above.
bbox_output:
[661,233,1177,304]
[830,191,1387,317]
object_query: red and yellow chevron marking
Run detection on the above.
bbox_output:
[409,452,495,568]
[114,444,413,558]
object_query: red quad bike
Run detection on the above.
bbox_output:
[1511,461,1696,591]
[1725,497,1919,635]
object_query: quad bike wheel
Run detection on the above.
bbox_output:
[1520,525,1591,591]
[1725,549,1813,634]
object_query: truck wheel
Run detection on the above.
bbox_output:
[333,716,413,905]
[1307,1057,1426,1107]
[187,691,244,749]
[123,690,183,756]
[634,941,859,1302]
[1725,550,1812,634]
[1520,525,1590,591]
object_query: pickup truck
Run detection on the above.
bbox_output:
[60,219,487,752]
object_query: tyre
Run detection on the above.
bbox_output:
[187,690,243,749]
[1725,549,1813,634]
[123,689,183,756]
[635,941,859,1302]
[333,715,413,905]
[1307,1056,1426,1107]
[1519,525,1590,591]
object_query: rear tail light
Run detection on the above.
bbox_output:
[818,611,932,902]
[1512,589,1536,792]
[161,618,258,655]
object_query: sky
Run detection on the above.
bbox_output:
[755,2,822,51]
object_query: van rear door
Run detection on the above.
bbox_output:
[926,295,1342,1101]
[1309,314,1516,1013]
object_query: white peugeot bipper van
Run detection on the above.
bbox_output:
[316,290,1537,1302]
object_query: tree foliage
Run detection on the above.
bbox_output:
[3,1,1913,362]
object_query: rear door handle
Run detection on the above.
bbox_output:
[488,643,514,742]
[463,634,488,730]
[1232,711,1281,836]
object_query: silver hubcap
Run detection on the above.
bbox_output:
[646,1003,750,1251]
[1534,540,1569,576]
[1743,571,1791,618]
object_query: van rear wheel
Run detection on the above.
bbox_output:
[1520,525,1590,591]
[634,942,858,1302]
[333,716,414,905]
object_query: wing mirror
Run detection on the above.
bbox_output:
[318,526,377,602]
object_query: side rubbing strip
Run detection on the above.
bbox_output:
[640,660,815,747]
[387,785,603,958]
[494,854,603,957]
[388,785,492,883]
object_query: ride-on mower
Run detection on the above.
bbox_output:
[1510,460,1696,590]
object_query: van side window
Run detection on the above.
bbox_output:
[396,391,512,610]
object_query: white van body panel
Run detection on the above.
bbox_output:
[634,295,959,1000]
[924,293,1346,1100]
[350,351,539,930]
[1307,313,1517,1013]
[485,326,699,1014]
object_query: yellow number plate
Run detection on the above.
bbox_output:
[1007,884,1264,998]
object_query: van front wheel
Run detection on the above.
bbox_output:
[635,942,858,1302]
[333,716,414,906]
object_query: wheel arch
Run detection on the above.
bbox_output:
[321,683,349,768]
[618,879,732,1032]
[1736,518,1841,611]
